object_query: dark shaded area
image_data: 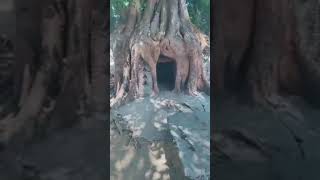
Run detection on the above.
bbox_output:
[0,10,16,118]
[0,119,107,180]
[157,58,176,91]
[213,96,320,180]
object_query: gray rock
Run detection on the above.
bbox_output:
[168,112,210,179]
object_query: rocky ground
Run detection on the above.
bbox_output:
[213,95,320,180]
[0,117,107,180]
[110,91,210,180]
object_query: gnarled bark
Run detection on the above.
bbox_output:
[213,0,320,107]
[0,0,107,147]
[111,0,210,108]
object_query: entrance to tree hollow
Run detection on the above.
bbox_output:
[156,56,176,91]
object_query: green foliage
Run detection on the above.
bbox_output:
[110,0,210,34]
[110,0,133,30]
[187,0,210,34]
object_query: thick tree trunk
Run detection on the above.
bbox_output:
[213,0,320,108]
[0,0,107,146]
[111,0,210,108]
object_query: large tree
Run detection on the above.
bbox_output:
[0,0,107,147]
[213,0,320,108]
[110,0,210,108]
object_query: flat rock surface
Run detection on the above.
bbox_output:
[213,96,320,180]
[111,91,210,179]
[167,112,210,179]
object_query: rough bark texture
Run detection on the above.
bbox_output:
[213,0,320,107]
[111,0,210,108]
[0,0,107,147]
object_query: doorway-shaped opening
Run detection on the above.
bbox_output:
[157,55,176,91]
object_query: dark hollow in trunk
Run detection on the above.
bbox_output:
[156,57,176,91]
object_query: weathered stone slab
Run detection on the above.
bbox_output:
[168,112,210,180]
